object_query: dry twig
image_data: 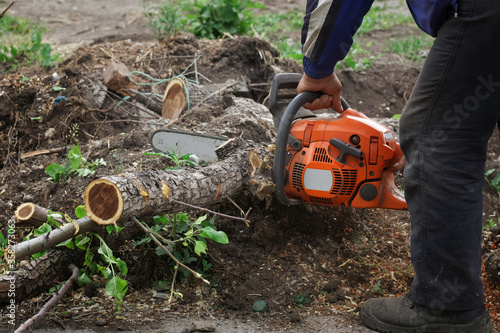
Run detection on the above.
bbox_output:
[14,264,79,333]
[0,0,15,20]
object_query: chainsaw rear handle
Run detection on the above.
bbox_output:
[274,91,350,205]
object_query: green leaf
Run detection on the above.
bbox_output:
[492,173,500,187]
[485,169,496,177]
[106,224,124,235]
[77,272,91,286]
[200,226,229,244]
[76,236,91,249]
[392,114,402,120]
[194,240,208,256]
[45,163,65,181]
[97,264,111,278]
[193,215,207,225]
[57,239,74,250]
[50,86,66,92]
[76,168,94,178]
[155,246,168,256]
[105,276,128,301]
[84,250,94,267]
[34,223,52,237]
[134,237,151,246]
[116,259,128,277]
[97,238,115,263]
[67,145,83,171]
[75,205,87,218]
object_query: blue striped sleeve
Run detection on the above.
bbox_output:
[301,0,375,79]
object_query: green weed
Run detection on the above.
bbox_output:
[0,15,60,73]
[145,150,199,170]
[387,34,434,62]
[45,145,106,182]
[485,169,500,193]
[187,0,264,39]
[135,213,228,279]
[141,0,186,38]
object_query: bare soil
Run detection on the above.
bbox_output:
[1,0,499,332]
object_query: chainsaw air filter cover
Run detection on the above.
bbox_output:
[284,109,407,209]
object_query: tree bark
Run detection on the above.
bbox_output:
[84,140,273,225]
[13,217,95,260]
[0,250,78,306]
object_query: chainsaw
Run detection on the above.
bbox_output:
[268,73,407,210]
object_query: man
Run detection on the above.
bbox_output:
[297,0,499,332]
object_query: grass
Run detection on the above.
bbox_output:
[387,33,434,62]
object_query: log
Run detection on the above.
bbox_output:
[162,78,187,120]
[103,61,138,96]
[0,250,78,306]
[84,140,272,225]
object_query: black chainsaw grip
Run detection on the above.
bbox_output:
[274,91,321,206]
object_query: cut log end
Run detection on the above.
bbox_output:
[14,203,48,227]
[84,179,123,225]
[15,203,36,220]
[162,78,187,120]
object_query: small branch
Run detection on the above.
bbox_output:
[14,217,95,260]
[20,147,65,160]
[0,1,15,20]
[15,203,63,227]
[131,217,209,284]
[227,197,245,217]
[171,199,250,227]
[14,264,79,333]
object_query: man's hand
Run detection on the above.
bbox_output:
[296,72,343,113]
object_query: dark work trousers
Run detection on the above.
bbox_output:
[399,0,500,311]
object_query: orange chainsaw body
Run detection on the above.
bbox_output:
[283,109,407,210]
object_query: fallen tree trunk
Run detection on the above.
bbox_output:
[84,140,273,225]
[0,250,79,306]
[2,140,273,304]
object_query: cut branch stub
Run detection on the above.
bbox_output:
[15,203,50,227]
[162,78,187,120]
[84,179,124,225]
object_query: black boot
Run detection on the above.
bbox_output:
[360,293,493,333]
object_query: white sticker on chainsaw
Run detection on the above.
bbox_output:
[303,168,333,192]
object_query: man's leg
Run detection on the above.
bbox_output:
[361,0,500,331]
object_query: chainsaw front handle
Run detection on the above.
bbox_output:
[274,91,352,205]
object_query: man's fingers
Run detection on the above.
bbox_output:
[304,95,333,110]
[331,94,343,113]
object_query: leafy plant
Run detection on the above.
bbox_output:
[45,145,106,182]
[0,15,60,73]
[485,169,500,193]
[141,0,186,38]
[293,292,311,307]
[136,213,227,279]
[145,150,199,170]
[186,0,265,39]
[483,218,499,231]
